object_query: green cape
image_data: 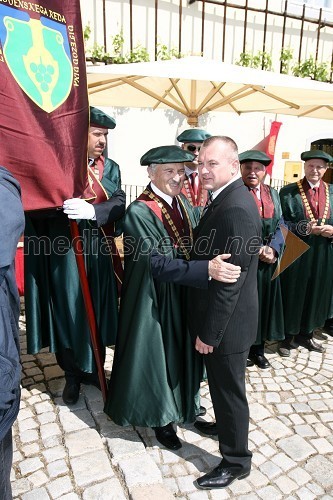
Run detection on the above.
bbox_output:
[279,181,333,334]
[255,187,284,343]
[25,158,122,373]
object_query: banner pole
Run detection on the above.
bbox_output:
[69,220,108,402]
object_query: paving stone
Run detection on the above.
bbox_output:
[11,477,32,496]
[249,403,272,421]
[21,442,41,457]
[42,446,67,463]
[44,365,64,380]
[65,428,104,457]
[46,476,73,498]
[20,429,39,443]
[46,458,68,478]
[288,467,312,485]
[28,469,49,488]
[38,412,57,424]
[257,485,283,499]
[309,437,333,453]
[58,409,96,432]
[130,484,175,500]
[249,429,269,446]
[175,474,198,493]
[277,434,316,461]
[21,487,51,499]
[270,452,297,471]
[70,450,114,487]
[275,476,298,494]
[260,417,293,440]
[81,479,127,499]
[304,455,333,488]
[106,434,146,461]
[118,454,163,490]
[19,457,44,475]
[295,486,316,500]
[40,423,62,440]
[35,401,55,414]
[259,460,282,479]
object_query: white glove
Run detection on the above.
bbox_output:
[63,198,96,220]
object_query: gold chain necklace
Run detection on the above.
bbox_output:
[297,180,329,225]
[143,189,193,260]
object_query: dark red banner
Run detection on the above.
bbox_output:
[0,1,92,211]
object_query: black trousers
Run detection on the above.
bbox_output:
[204,349,251,472]
[56,348,102,386]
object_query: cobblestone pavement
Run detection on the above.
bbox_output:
[12,308,333,499]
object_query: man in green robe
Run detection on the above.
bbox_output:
[24,107,125,404]
[104,145,241,450]
[240,150,285,369]
[278,149,333,357]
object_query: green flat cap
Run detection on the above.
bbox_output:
[90,106,116,129]
[301,150,332,163]
[140,145,195,166]
[239,150,272,166]
[177,128,211,143]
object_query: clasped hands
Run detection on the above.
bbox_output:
[309,221,333,238]
[63,198,96,220]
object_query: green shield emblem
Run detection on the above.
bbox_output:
[3,17,73,113]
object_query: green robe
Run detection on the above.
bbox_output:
[104,194,202,427]
[24,158,122,373]
[255,187,285,344]
[279,181,333,335]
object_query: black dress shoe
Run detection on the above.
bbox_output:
[196,464,250,489]
[297,337,325,353]
[62,381,80,405]
[197,405,207,417]
[246,358,254,367]
[153,423,182,450]
[194,420,218,436]
[249,354,271,369]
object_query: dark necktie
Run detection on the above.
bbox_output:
[171,197,184,233]
[202,192,213,216]
[310,186,319,218]
[190,172,198,198]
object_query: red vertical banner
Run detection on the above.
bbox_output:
[0,1,93,210]
[265,121,282,177]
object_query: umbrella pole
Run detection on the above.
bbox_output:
[69,220,108,402]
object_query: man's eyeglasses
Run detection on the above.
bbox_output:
[186,144,201,153]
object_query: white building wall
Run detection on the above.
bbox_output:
[101,106,332,187]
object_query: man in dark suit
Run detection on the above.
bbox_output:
[188,136,262,490]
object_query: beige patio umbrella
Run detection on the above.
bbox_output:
[87,56,333,126]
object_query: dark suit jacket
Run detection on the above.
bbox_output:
[188,177,262,354]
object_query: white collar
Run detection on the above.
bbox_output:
[185,166,198,177]
[211,173,241,200]
[150,182,173,207]
[307,179,321,189]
